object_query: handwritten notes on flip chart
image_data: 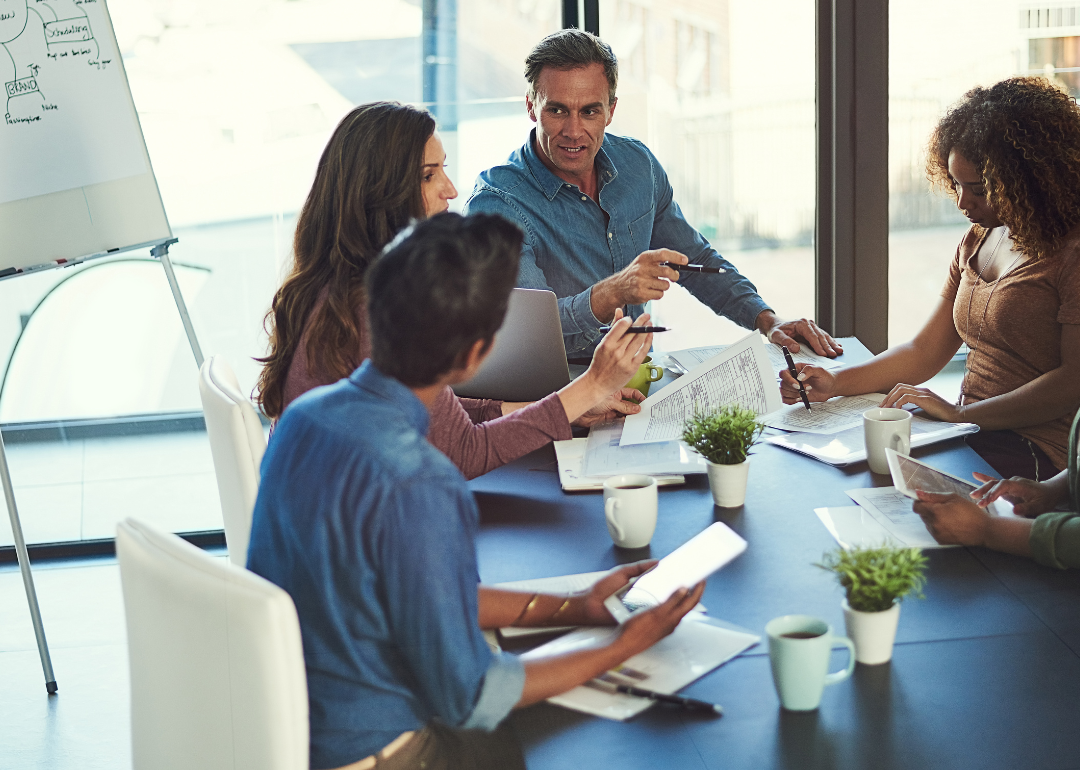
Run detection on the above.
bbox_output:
[620,333,781,446]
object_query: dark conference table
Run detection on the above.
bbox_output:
[468,340,1080,770]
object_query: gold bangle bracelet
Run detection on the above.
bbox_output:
[513,593,541,626]
[549,596,573,624]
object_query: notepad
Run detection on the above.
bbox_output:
[551,438,686,491]
[520,617,759,721]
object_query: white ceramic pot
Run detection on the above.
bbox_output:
[842,599,901,665]
[705,460,749,507]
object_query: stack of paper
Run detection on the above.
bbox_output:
[764,394,980,466]
[552,439,689,491]
[666,341,845,377]
[519,618,759,721]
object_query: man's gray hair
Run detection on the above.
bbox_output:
[525,29,618,105]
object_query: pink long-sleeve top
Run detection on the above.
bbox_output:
[279,289,572,480]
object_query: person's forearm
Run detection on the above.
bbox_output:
[517,635,633,706]
[589,278,621,324]
[478,587,596,630]
[500,401,530,416]
[981,516,1035,557]
[555,372,611,424]
[830,339,955,396]
[957,367,1080,431]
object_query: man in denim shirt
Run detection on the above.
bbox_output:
[465,29,842,359]
[248,213,704,770]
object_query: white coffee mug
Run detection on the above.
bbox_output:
[602,474,658,548]
[863,407,912,474]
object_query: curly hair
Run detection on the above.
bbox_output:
[255,102,435,419]
[927,76,1080,259]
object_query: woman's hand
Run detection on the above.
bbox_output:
[779,363,838,404]
[571,388,646,428]
[556,311,652,424]
[912,490,993,546]
[615,582,706,657]
[577,560,659,625]
[879,384,962,422]
[584,309,653,394]
[969,471,1067,517]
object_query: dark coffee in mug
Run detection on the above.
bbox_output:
[615,484,650,490]
[781,631,824,639]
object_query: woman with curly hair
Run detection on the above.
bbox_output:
[781,77,1080,479]
[257,101,651,479]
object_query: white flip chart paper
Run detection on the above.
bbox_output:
[620,332,781,446]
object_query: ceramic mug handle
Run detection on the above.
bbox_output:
[890,431,911,456]
[824,636,857,686]
[605,498,625,542]
[646,364,664,383]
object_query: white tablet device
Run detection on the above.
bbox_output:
[603,523,747,624]
[884,448,1013,516]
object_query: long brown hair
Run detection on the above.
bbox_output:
[927,77,1080,259]
[256,102,436,418]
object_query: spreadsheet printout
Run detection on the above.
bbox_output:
[620,333,781,446]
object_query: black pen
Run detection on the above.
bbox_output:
[660,262,725,274]
[0,267,17,279]
[782,345,812,412]
[586,679,723,715]
[597,326,671,333]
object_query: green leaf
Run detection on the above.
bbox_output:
[680,404,765,465]
[814,543,928,613]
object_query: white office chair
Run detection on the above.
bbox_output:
[117,518,308,770]
[199,355,266,566]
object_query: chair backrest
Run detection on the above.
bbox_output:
[117,518,308,770]
[199,355,266,566]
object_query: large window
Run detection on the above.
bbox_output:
[888,1,1049,347]
[600,0,816,352]
[0,0,560,547]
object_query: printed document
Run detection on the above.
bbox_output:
[620,332,781,446]
[845,487,958,549]
[551,438,687,491]
[668,342,845,376]
[582,419,706,477]
[767,415,979,465]
[764,394,885,434]
[520,617,759,721]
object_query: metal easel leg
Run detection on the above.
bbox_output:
[153,240,205,369]
[0,428,57,694]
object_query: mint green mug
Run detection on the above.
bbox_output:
[766,615,855,711]
[624,356,663,398]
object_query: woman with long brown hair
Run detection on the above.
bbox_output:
[781,77,1080,479]
[257,101,649,478]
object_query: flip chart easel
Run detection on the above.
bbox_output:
[0,0,203,693]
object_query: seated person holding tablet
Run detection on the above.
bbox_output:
[256,100,650,480]
[911,411,1080,569]
[246,213,704,770]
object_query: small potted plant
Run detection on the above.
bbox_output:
[816,544,927,665]
[681,404,765,507]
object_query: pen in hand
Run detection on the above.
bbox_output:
[781,345,812,412]
[659,261,725,274]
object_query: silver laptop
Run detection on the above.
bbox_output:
[452,288,572,402]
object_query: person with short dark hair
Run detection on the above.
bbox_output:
[781,77,1080,480]
[256,101,655,481]
[464,29,842,359]
[247,213,704,770]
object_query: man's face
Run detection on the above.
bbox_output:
[526,63,616,184]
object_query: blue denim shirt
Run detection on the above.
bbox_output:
[247,361,525,769]
[464,130,770,355]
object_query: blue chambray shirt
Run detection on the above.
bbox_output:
[247,361,525,770]
[464,129,771,356]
